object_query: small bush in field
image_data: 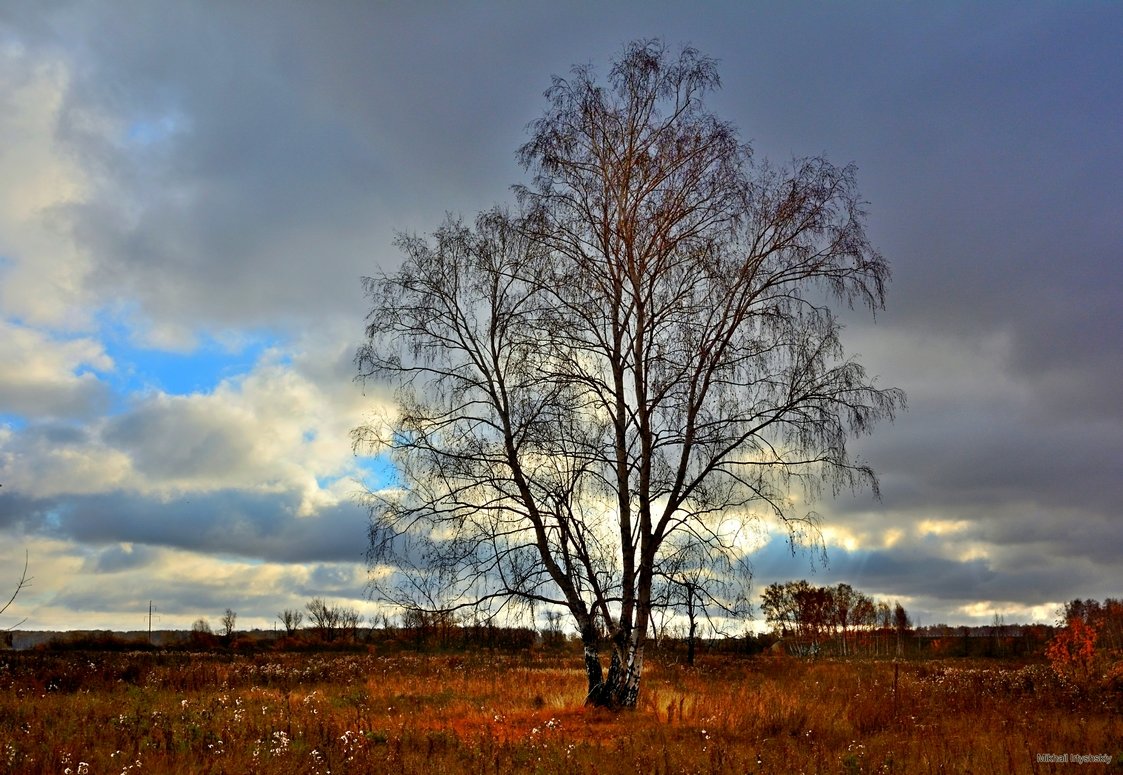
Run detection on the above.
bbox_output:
[1047,616,1099,682]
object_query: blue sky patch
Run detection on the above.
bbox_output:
[353,454,400,490]
[0,413,28,431]
[313,455,397,492]
[100,337,274,395]
[92,314,280,397]
[125,115,181,146]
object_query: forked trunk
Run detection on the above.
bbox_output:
[583,632,645,708]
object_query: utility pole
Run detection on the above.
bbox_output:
[148,601,154,645]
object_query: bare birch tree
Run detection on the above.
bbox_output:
[355,39,903,707]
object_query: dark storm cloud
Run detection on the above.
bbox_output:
[102,402,255,482]
[15,1,1119,376]
[853,403,1123,515]
[4,1,561,334]
[749,533,1101,617]
[979,510,1123,573]
[44,489,368,564]
[86,542,157,574]
[716,6,1123,439]
[0,489,54,531]
[751,535,988,599]
[50,558,367,624]
[53,7,390,331]
[817,544,1098,608]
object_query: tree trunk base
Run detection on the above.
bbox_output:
[584,640,643,708]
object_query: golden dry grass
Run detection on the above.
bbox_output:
[1,648,1120,774]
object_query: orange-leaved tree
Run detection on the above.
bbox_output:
[1046,616,1098,683]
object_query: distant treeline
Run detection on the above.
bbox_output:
[10,623,543,654]
[759,580,913,656]
[11,594,1120,660]
[753,584,1123,659]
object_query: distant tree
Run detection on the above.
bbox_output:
[761,582,797,637]
[653,536,751,665]
[877,601,893,629]
[542,610,567,648]
[278,608,304,635]
[220,608,237,639]
[790,582,814,639]
[989,612,1007,657]
[306,597,342,641]
[797,584,834,643]
[1062,598,1101,625]
[1101,598,1123,652]
[893,601,911,656]
[852,593,876,632]
[893,601,910,631]
[400,606,459,647]
[337,606,362,641]
[834,583,854,655]
[189,617,218,649]
[356,39,902,707]
[399,607,425,630]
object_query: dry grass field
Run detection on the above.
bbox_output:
[1,647,1120,774]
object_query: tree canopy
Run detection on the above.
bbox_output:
[355,39,903,707]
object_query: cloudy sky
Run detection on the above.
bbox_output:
[1,2,1119,633]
